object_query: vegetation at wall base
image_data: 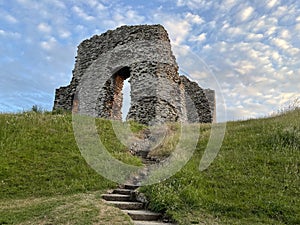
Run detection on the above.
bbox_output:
[0,108,299,224]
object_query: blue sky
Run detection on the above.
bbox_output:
[0,0,299,121]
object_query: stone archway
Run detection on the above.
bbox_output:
[98,66,131,120]
[53,25,215,124]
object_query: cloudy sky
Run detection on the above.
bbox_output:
[1,0,299,121]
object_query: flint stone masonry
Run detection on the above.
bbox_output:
[53,24,215,124]
[203,89,216,123]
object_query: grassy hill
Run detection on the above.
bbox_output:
[141,109,300,224]
[0,109,299,224]
[0,112,139,224]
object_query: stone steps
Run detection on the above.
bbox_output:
[123,210,161,221]
[113,188,132,195]
[133,221,175,225]
[102,186,175,224]
[101,193,131,202]
[124,184,140,190]
[105,201,144,210]
[136,150,149,158]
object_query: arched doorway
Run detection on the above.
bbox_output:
[110,66,131,120]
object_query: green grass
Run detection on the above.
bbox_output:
[140,109,300,224]
[0,109,299,224]
[0,111,140,224]
[0,191,133,224]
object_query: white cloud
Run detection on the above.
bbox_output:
[251,16,266,32]
[177,0,213,9]
[193,26,300,119]
[271,92,300,106]
[246,33,264,41]
[185,12,204,24]
[4,14,18,23]
[110,8,145,27]
[155,13,192,46]
[272,37,289,50]
[38,23,52,33]
[280,29,291,39]
[59,30,71,39]
[233,60,255,75]
[40,37,57,50]
[0,29,21,38]
[265,26,277,36]
[203,44,211,50]
[221,0,238,10]
[190,71,208,79]
[267,0,279,8]
[72,5,95,21]
[226,27,244,36]
[271,37,300,55]
[86,0,98,7]
[271,50,283,64]
[84,0,106,10]
[125,10,144,22]
[190,33,207,42]
[50,0,66,9]
[273,5,288,17]
[97,3,106,11]
[16,0,29,4]
[173,44,191,58]
[239,6,254,22]
[226,106,261,121]
[168,21,190,45]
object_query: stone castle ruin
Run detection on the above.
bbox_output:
[53,25,215,125]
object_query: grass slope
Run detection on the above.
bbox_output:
[0,109,299,224]
[0,112,140,224]
[0,191,133,225]
[141,109,300,224]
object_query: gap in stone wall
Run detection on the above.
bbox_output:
[111,66,131,121]
[122,79,131,121]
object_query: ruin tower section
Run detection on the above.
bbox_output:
[53,24,215,125]
[180,76,212,123]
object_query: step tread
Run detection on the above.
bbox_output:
[134,221,175,225]
[102,193,131,197]
[105,201,144,210]
[124,184,140,190]
[113,189,133,194]
[123,210,161,216]
[101,193,131,201]
[105,201,142,204]
[124,209,162,221]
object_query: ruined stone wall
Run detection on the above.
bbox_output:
[203,89,216,122]
[53,25,215,124]
[53,86,73,111]
[180,76,212,123]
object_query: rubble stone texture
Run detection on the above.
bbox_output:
[53,24,215,124]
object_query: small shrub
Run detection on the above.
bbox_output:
[31,105,43,113]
